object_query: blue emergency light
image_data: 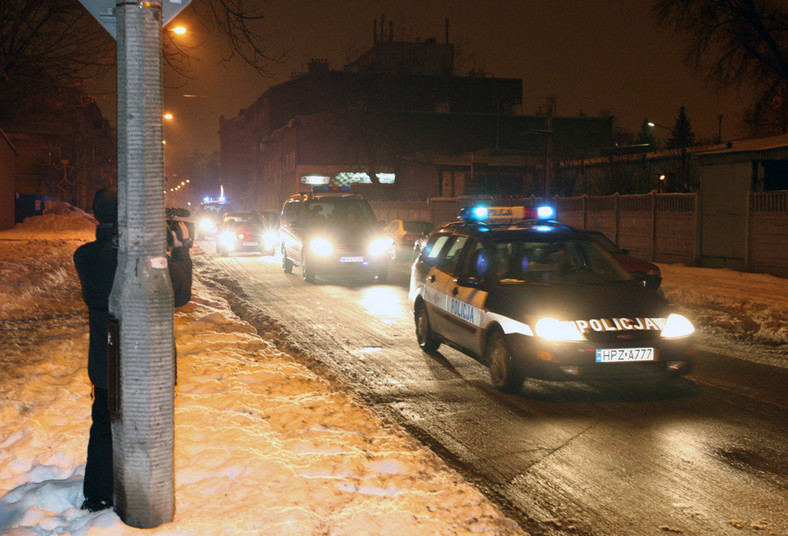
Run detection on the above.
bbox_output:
[536,206,555,219]
[312,186,352,192]
[459,206,489,221]
[460,204,555,222]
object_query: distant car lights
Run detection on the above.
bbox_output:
[217,230,237,251]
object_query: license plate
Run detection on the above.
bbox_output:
[242,242,258,247]
[596,347,655,363]
[340,256,364,263]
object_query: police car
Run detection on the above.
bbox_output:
[279,187,392,283]
[408,205,695,393]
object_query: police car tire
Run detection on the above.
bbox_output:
[282,251,293,273]
[487,329,525,393]
[415,302,440,353]
[302,256,316,283]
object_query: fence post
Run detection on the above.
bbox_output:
[744,189,751,272]
[614,193,620,245]
[651,191,657,262]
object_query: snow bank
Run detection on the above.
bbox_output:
[0,213,525,535]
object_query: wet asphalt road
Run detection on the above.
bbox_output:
[199,249,788,536]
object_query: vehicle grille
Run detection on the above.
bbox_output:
[583,330,659,344]
[334,244,365,255]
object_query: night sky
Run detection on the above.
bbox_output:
[91,1,749,161]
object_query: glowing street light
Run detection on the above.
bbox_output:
[170,26,186,35]
[648,121,671,132]
[163,113,173,120]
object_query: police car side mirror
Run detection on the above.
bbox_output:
[456,275,482,288]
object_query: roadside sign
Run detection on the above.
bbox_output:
[78,0,192,40]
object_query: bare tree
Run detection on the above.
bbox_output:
[0,0,114,112]
[651,0,788,136]
[190,0,286,77]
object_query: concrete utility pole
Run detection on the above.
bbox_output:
[78,0,191,528]
[110,1,174,528]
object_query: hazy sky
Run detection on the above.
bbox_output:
[92,0,749,160]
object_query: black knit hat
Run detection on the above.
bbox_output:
[92,187,118,224]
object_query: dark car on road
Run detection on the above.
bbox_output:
[409,205,695,393]
[216,211,279,256]
[582,231,662,290]
[383,219,434,261]
[279,188,391,283]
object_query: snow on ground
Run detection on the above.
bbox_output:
[659,264,788,368]
[0,210,524,535]
[0,209,786,535]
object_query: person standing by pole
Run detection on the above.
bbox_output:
[74,186,192,512]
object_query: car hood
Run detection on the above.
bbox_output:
[224,223,265,234]
[305,224,383,243]
[485,281,671,323]
[614,253,660,275]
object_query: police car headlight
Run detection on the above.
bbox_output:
[661,314,694,338]
[369,237,394,256]
[218,230,236,250]
[263,230,279,248]
[534,317,585,342]
[310,237,333,256]
[199,218,216,232]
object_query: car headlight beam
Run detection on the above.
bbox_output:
[310,237,333,256]
[534,317,584,342]
[263,231,279,248]
[369,237,394,257]
[661,313,695,338]
[199,218,216,232]
[218,230,237,250]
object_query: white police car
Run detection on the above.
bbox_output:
[408,205,696,393]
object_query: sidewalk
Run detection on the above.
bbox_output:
[0,212,525,535]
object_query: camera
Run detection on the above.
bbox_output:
[166,207,194,249]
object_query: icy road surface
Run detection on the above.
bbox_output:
[199,250,788,536]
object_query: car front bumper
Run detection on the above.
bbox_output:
[505,333,695,380]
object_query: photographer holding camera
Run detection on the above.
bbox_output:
[73,187,192,512]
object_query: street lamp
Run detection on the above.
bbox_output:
[648,121,671,133]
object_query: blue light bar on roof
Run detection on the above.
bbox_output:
[459,205,489,221]
[311,186,352,192]
[460,204,555,223]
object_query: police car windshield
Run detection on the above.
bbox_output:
[305,198,375,225]
[487,238,632,285]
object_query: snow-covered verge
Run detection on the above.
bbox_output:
[659,264,788,368]
[0,210,525,535]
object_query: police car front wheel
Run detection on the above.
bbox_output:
[487,330,525,393]
[415,302,440,353]
[282,249,293,274]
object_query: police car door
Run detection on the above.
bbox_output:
[281,200,304,260]
[443,238,487,355]
[428,234,470,337]
[418,233,454,337]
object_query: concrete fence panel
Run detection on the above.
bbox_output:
[749,192,788,277]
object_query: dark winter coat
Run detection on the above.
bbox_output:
[74,224,192,389]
